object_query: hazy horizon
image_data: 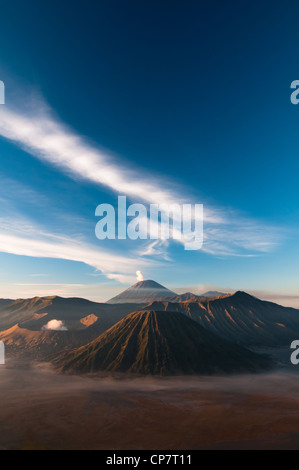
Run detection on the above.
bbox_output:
[1,281,299,309]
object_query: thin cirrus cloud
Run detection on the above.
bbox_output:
[0,97,283,261]
[0,215,156,284]
[0,102,193,211]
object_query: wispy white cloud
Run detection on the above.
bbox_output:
[0,281,134,302]
[139,240,171,260]
[0,216,156,284]
[0,97,284,259]
[202,218,282,256]
[0,103,193,210]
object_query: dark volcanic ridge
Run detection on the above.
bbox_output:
[0,295,139,332]
[55,310,272,376]
[145,291,299,347]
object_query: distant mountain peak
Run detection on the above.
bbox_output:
[106,280,177,304]
[200,291,228,298]
[231,291,258,301]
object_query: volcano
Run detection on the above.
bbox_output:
[106,280,177,304]
[55,310,272,375]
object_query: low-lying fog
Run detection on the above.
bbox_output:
[1,358,299,449]
[1,356,299,396]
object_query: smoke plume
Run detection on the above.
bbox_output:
[136,270,144,282]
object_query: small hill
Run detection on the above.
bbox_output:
[0,323,99,359]
[106,280,177,304]
[201,291,228,298]
[166,292,202,302]
[0,295,139,332]
[80,314,98,327]
[55,310,272,376]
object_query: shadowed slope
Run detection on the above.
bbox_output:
[0,296,140,332]
[0,297,142,359]
[0,299,14,308]
[145,292,299,347]
[0,322,108,359]
[56,310,272,375]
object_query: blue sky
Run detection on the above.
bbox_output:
[0,0,299,305]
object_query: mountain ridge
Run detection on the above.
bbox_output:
[1,286,299,357]
[55,310,272,376]
[0,296,140,332]
[106,280,228,304]
[144,291,299,347]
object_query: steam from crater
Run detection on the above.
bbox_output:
[42,319,68,331]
